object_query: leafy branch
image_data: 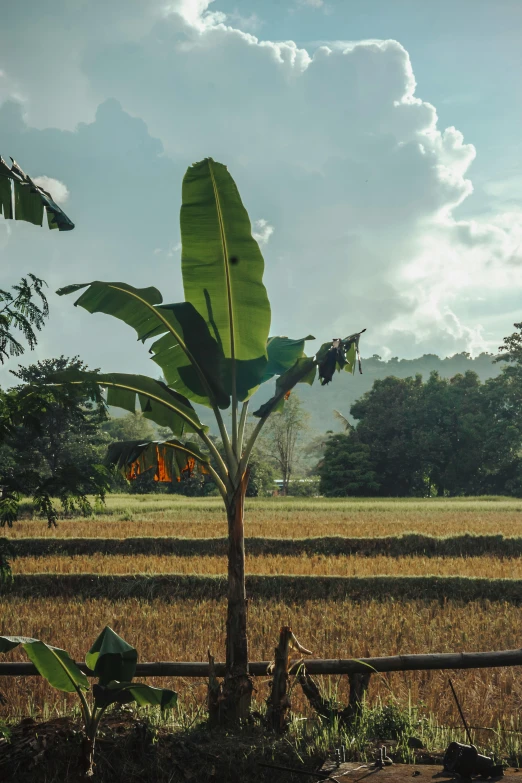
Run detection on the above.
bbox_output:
[0,274,49,363]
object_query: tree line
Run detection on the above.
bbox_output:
[4,328,522,518]
[318,325,522,498]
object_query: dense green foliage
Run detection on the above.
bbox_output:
[318,435,379,497]
[0,357,111,525]
[318,326,522,497]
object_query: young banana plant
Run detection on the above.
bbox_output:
[0,626,176,777]
[50,157,364,723]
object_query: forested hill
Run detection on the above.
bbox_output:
[197,351,503,435]
[298,352,502,433]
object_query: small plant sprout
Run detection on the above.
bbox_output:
[0,626,177,777]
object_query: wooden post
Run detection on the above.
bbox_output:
[342,672,371,725]
[4,646,522,678]
[297,668,335,721]
[266,627,312,733]
[266,626,293,733]
[207,649,221,727]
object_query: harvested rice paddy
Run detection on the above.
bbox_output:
[3,495,522,730]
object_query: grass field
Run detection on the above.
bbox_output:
[8,495,522,538]
[3,495,522,734]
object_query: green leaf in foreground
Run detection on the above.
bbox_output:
[0,636,89,692]
[108,681,178,710]
[57,281,229,408]
[85,626,137,686]
[181,158,271,393]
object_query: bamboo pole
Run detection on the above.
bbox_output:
[2,646,522,678]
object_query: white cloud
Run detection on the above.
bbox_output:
[252,219,274,246]
[32,176,70,204]
[162,0,226,29]
[297,0,325,7]
[1,1,521,362]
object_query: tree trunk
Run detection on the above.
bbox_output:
[221,469,252,723]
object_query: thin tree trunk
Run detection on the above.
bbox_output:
[221,469,252,723]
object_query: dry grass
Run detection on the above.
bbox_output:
[4,495,522,733]
[7,495,522,539]
[12,553,522,578]
[1,596,521,731]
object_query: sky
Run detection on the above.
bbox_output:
[1,0,522,385]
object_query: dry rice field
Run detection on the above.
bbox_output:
[12,553,522,578]
[3,495,522,729]
[8,495,522,538]
[1,596,521,730]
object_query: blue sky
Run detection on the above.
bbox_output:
[1,0,521,383]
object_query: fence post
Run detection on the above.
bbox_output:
[266,626,293,733]
[207,649,222,726]
[265,626,312,732]
[342,672,371,725]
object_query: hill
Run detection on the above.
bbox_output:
[196,351,503,435]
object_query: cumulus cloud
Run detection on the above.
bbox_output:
[1,0,521,364]
[32,176,70,204]
[252,219,274,246]
[163,0,226,29]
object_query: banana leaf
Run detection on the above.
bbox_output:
[261,335,315,383]
[57,282,229,409]
[47,369,206,436]
[0,156,74,230]
[317,331,365,385]
[85,626,137,686]
[181,158,271,399]
[107,439,210,483]
[253,356,317,419]
[0,636,89,692]
[106,681,177,710]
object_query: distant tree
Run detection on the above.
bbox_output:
[350,363,522,498]
[351,375,426,496]
[102,411,156,442]
[496,322,522,366]
[418,371,488,496]
[261,393,310,494]
[318,433,379,497]
[0,357,110,526]
[245,457,277,497]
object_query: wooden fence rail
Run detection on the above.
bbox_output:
[1,646,522,678]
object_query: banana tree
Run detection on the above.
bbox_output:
[0,156,74,230]
[0,626,177,777]
[54,158,364,723]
